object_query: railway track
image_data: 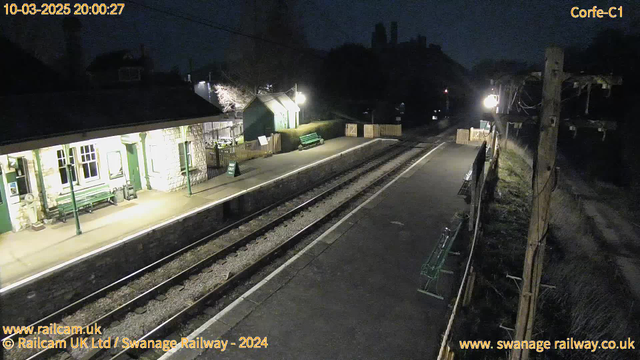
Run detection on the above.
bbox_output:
[106,142,433,360]
[3,140,433,360]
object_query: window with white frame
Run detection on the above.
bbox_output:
[80,144,99,180]
[107,151,123,180]
[178,142,192,172]
[56,148,77,186]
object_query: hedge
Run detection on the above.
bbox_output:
[278,119,346,152]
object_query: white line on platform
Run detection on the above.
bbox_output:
[159,141,447,359]
[0,138,397,294]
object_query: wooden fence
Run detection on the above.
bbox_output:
[359,124,402,138]
[437,127,501,360]
[380,124,402,136]
[205,134,281,178]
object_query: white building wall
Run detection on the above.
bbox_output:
[2,123,207,232]
[146,124,207,192]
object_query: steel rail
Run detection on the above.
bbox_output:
[109,143,430,360]
[22,143,413,360]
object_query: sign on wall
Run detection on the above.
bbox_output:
[8,182,18,196]
[257,136,268,146]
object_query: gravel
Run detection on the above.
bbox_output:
[5,143,421,360]
[66,145,423,359]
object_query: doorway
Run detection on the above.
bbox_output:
[0,169,13,233]
[125,144,142,191]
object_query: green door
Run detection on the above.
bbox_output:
[125,144,142,191]
[0,170,13,233]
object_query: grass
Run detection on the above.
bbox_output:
[453,148,532,359]
[451,144,639,360]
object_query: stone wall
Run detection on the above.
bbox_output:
[1,139,392,326]
[146,124,207,192]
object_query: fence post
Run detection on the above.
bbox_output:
[214,144,220,168]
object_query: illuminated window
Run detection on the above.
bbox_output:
[57,148,77,186]
[80,144,99,180]
[107,151,123,179]
[178,142,192,172]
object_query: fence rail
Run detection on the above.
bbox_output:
[438,126,500,360]
[205,134,281,176]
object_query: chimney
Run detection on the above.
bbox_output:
[140,44,154,85]
[62,17,83,88]
[390,22,398,46]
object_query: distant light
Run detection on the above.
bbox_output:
[295,92,306,105]
[483,95,499,109]
[444,89,448,93]
[432,115,438,120]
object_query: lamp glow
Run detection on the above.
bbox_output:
[483,95,498,109]
[295,92,306,105]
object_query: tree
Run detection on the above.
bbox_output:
[226,0,308,92]
[213,84,253,112]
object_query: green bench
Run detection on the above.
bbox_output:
[298,132,324,151]
[56,183,115,222]
[417,220,464,300]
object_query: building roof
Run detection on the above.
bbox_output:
[0,36,68,96]
[249,93,300,114]
[0,87,222,151]
[87,50,144,72]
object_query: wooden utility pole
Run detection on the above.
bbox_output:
[510,47,563,360]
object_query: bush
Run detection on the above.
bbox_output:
[278,119,346,152]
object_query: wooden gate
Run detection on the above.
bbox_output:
[364,124,381,138]
[345,123,358,137]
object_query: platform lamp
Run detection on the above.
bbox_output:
[64,144,82,235]
[180,125,192,196]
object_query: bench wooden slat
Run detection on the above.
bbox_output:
[298,132,324,150]
[55,184,115,221]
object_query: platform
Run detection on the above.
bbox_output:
[0,137,380,289]
[164,142,479,360]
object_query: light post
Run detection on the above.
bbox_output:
[64,144,82,235]
[295,89,306,127]
[483,94,499,110]
[444,88,449,114]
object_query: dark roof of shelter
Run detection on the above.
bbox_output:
[0,87,222,147]
[87,50,144,72]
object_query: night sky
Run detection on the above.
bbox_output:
[2,0,637,73]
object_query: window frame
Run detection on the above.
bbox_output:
[106,150,124,180]
[118,67,141,82]
[79,144,100,182]
[14,157,31,198]
[178,141,192,172]
[56,148,78,187]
